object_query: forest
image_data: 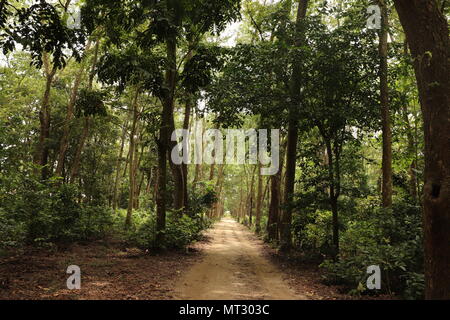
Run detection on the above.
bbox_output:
[0,0,449,301]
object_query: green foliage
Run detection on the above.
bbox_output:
[292,209,333,258]
[126,211,212,250]
[1,0,86,68]
[319,200,424,299]
[181,45,225,94]
[96,47,166,95]
[402,272,425,300]
[188,182,218,217]
[206,41,290,128]
[0,209,26,249]
[123,185,216,250]
[164,213,211,249]
[0,175,114,247]
[75,89,107,118]
[124,210,157,249]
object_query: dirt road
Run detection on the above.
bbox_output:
[174,218,306,300]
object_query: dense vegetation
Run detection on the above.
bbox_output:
[0,0,449,300]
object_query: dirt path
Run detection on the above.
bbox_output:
[174,218,306,300]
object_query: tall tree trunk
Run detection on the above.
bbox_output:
[280,0,309,251]
[112,120,129,210]
[213,164,225,218]
[134,144,145,209]
[181,97,193,211]
[146,167,153,194]
[237,183,244,223]
[255,163,263,234]
[136,168,146,209]
[88,40,100,89]
[179,44,197,211]
[262,175,270,215]
[393,0,450,299]
[248,166,256,226]
[150,166,158,201]
[209,164,216,181]
[69,40,100,183]
[401,42,419,204]
[55,40,92,178]
[69,118,90,182]
[169,113,185,213]
[324,138,340,259]
[268,171,281,241]
[36,53,57,180]
[268,138,286,242]
[167,41,199,214]
[378,0,393,208]
[122,149,131,178]
[402,104,419,203]
[192,114,202,194]
[156,37,177,245]
[125,90,140,228]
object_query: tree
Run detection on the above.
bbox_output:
[393,0,450,300]
[255,162,264,233]
[125,89,141,228]
[280,0,309,251]
[377,0,392,208]
[302,15,379,258]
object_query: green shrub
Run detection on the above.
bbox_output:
[165,214,204,248]
[320,200,424,299]
[127,212,211,250]
[0,177,115,246]
[126,214,157,249]
[294,209,333,256]
[0,209,27,249]
[78,205,114,240]
[402,272,425,300]
[188,183,218,217]
[0,170,215,251]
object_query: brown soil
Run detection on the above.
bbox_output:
[174,218,306,300]
[0,240,198,300]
